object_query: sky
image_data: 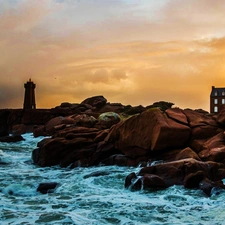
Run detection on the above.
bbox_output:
[1,0,225,111]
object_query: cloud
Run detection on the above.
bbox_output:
[1,0,225,111]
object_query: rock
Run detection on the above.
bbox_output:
[146,101,174,112]
[99,103,125,114]
[11,124,27,136]
[32,137,95,167]
[105,108,191,157]
[60,102,72,108]
[53,126,99,139]
[124,172,138,189]
[81,96,107,109]
[184,171,205,188]
[142,174,168,190]
[60,143,97,167]
[33,125,47,137]
[45,117,65,135]
[198,132,225,162]
[125,159,225,191]
[0,135,25,142]
[216,108,225,125]
[199,178,225,197]
[189,139,206,153]
[72,114,97,128]
[91,141,120,165]
[202,132,225,150]
[37,182,59,194]
[94,129,109,142]
[200,146,225,163]
[165,108,188,125]
[122,105,145,115]
[45,116,76,135]
[183,109,222,139]
[175,147,201,161]
[97,112,121,129]
[124,172,142,191]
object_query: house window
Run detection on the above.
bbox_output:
[222,91,225,96]
[214,106,218,113]
[214,99,218,104]
[222,99,225,104]
[215,91,218,96]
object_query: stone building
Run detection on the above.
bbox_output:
[210,86,225,113]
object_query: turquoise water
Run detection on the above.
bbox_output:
[0,133,225,225]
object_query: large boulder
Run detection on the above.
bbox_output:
[32,137,95,167]
[71,114,97,128]
[105,108,191,157]
[198,132,225,162]
[45,116,76,135]
[175,147,201,161]
[97,112,121,129]
[183,109,222,140]
[81,96,107,109]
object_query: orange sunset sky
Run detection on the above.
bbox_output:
[0,0,225,111]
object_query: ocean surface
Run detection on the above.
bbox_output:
[1,133,225,225]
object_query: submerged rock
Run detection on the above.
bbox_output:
[37,182,59,194]
[0,135,25,143]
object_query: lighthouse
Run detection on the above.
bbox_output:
[23,79,36,109]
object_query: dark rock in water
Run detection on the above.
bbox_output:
[124,172,137,189]
[142,174,168,190]
[0,135,25,142]
[199,178,225,197]
[184,171,205,189]
[33,125,47,137]
[37,182,59,194]
[126,159,225,194]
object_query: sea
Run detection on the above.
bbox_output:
[1,133,225,225]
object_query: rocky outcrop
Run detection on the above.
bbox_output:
[125,159,225,196]
[30,101,225,196]
[4,95,225,195]
[32,106,221,168]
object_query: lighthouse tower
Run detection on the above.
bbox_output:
[23,79,36,109]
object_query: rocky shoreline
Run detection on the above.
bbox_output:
[1,95,225,196]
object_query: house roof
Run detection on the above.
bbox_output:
[211,87,225,97]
